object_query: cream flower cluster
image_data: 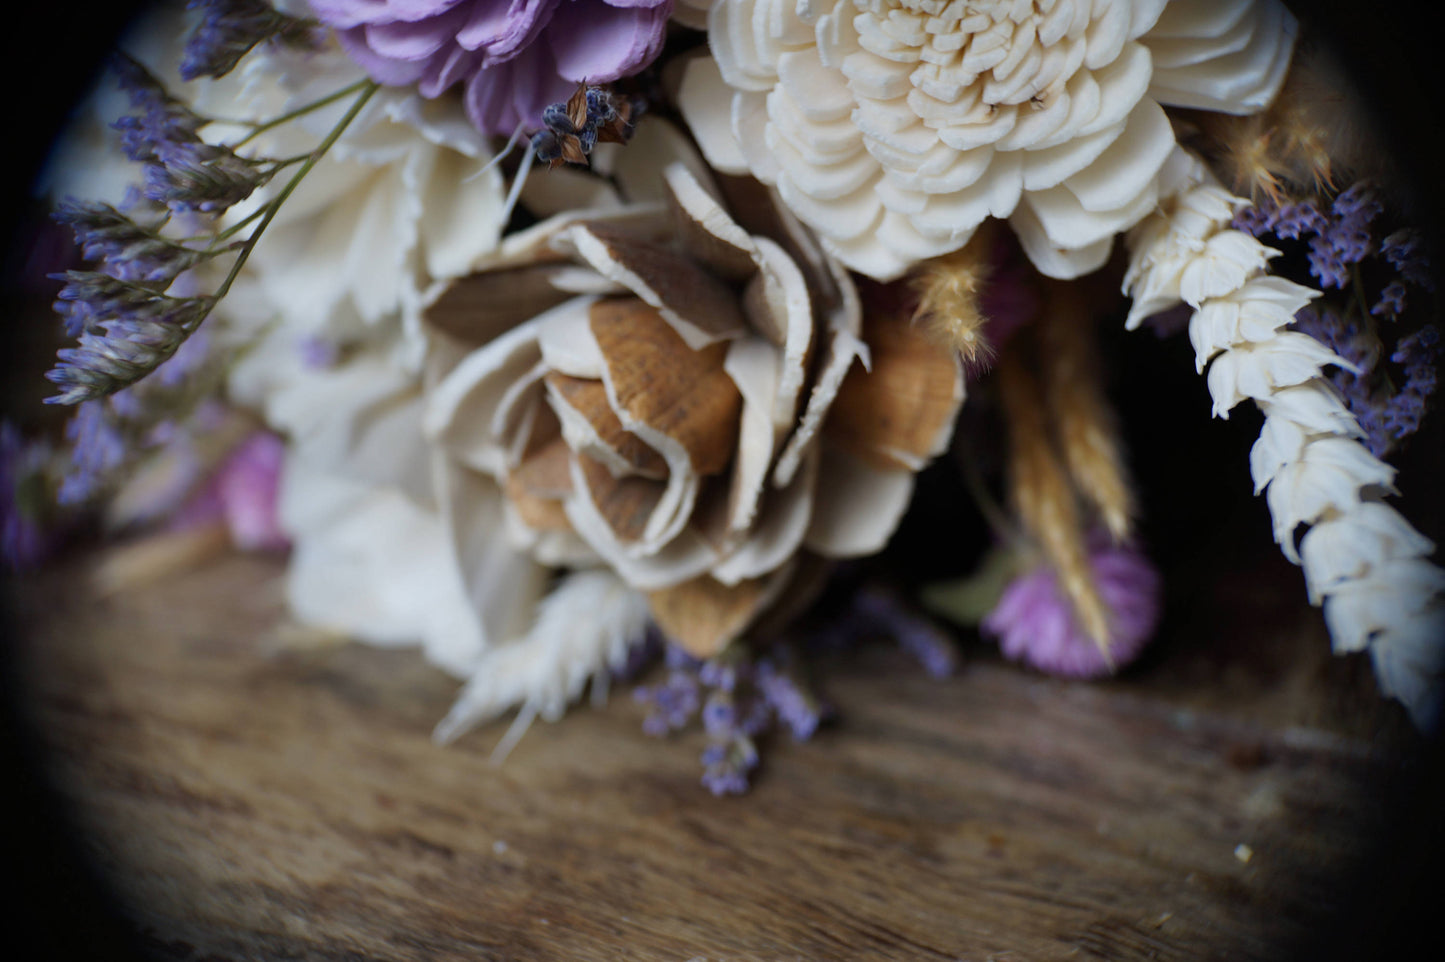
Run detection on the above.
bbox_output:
[678,0,1296,281]
[213,39,508,365]
[1122,163,1445,729]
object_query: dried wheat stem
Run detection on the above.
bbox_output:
[996,345,1113,664]
[1036,279,1135,543]
[910,227,993,365]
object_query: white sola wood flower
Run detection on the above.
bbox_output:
[1123,164,1445,729]
[212,37,508,361]
[677,0,1296,281]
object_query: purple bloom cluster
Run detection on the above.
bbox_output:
[44,56,282,407]
[2,425,59,569]
[1236,181,1438,456]
[982,536,1161,679]
[1231,197,1324,241]
[54,330,221,508]
[1290,306,1438,459]
[169,429,290,551]
[308,0,673,136]
[1232,184,1385,290]
[54,200,205,287]
[847,586,960,678]
[57,402,129,506]
[111,54,274,214]
[1383,326,1441,444]
[633,643,829,796]
[1382,229,1436,292]
[1309,184,1381,289]
[181,0,319,82]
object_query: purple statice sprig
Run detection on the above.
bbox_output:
[54,199,213,286]
[181,0,320,82]
[633,641,830,796]
[46,56,380,407]
[1235,181,1439,456]
[1382,326,1441,444]
[1291,307,1440,458]
[2,424,65,570]
[53,330,228,508]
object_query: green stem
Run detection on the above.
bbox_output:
[210,205,267,245]
[213,80,378,301]
[228,78,371,151]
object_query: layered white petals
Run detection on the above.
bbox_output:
[272,340,498,678]
[1125,173,1445,729]
[1206,333,1352,418]
[682,0,1296,280]
[217,41,506,363]
[281,459,485,678]
[1301,504,1437,605]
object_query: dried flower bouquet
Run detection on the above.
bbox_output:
[4,0,1440,793]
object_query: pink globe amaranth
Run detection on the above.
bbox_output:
[309,0,673,135]
[171,430,289,552]
[982,536,1162,679]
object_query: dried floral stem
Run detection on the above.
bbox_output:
[910,228,993,364]
[996,345,1113,664]
[227,77,371,149]
[1036,280,1135,543]
[213,80,378,301]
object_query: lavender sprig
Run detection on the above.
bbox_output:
[1238,181,1438,457]
[181,0,319,82]
[633,641,831,796]
[45,65,379,406]
[54,199,211,284]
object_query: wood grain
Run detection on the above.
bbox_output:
[5,549,1423,961]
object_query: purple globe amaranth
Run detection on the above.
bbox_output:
[983,535,1162,680]
[308,0,672,135]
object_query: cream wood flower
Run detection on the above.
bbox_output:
[256,336,551,679]
[676,0,1296,281]
[1124,171,1445,729]
[423,160,964,657]
[206,38,508,363]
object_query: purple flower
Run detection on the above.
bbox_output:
[216,431,289,551]
[1382,326,1440,444]
[181,0,318,81]
[1382,229,1435,291]
[308,0,673,135]
[1372,280,1408,318]
[2,425,58,570]
[56,401,128,506]
[983,536,1161,679]
[167,430,289,551]
[110,54,207,163]
[853,587,958,678]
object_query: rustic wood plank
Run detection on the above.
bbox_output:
[4,547,1424,961]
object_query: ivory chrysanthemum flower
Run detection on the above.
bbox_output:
[678,0,1296,281]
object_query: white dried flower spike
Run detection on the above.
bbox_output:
[1123,171,1445,729]
[432,570,652,757]
[678,0,1296,281]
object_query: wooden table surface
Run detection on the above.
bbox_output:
[3,539,1439,962]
